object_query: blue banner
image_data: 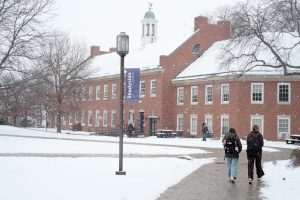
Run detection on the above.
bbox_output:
[125,68,140,102]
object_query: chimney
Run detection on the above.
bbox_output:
[90,46,101,57]
[109,47,117,52]
[217,20,231,38]
[194,16,208,32]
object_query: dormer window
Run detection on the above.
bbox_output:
[192,44,201,57]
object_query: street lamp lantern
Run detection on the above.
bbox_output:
[116,32,129,176]
[116,32,129,57]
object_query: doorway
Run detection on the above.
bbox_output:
[139,112,144,134]
[149,117,158,136]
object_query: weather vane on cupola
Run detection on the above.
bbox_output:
[148,2,153,10]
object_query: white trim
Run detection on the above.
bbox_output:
[190,114,197,135]
[205,114,213,133]
[88,111,93,127]
[277,83,291,104]
[277,115,290,139]
[190,86,198,105]
[150,79,157,97]
[177,114,184,131]
[205,85,213,105]
[221,84,229,104]
[177,87,184,105]
[103,110,108,127]
[103,84,109,100]
[96,85,101,100]
[220,114,229,137]
[251,83,264,104]
[250,115,264,135]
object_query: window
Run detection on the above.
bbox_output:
[190,114,197,135]
[221,84,229,103]
[191,86,198,105]
[111,110,116,127]
[221,114,229,136]
[129,111,134,125]
[81,111,85,126]
[68,112,72,125]
[277,116,290,139]
[192,44,200,56]
[75,112,79,123]
[177,114,184,131]
[112,84,117,99]
[146,23,150,36]
[251,83,264,103]
[205,114,213,134]
[177,87,184,105]
[104,85,108,100]
[95,111,100,127]
[278,83,290,104]
[88,111,92,127]
[152,24,155,36]
[82,87,86,101]
[103,110,108,127]
[63,114,66,125]
[88,86,93,100]
[205,85,213,104]
[140,81,145,97]
[96,85,100,100]
[150,80,156,97]
[251,115,264,135]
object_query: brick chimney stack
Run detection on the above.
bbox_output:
[194,16,208,32]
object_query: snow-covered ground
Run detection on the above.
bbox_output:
[0,125,299,200]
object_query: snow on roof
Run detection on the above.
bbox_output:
[175,33,300,81]
[88,32,195,79]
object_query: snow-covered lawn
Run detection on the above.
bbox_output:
[0,125,299,200]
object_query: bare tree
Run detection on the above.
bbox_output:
[37,31,93,133]
[0,0,54,89]
[219,0,300,76]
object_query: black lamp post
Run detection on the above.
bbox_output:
[115,32,129,175]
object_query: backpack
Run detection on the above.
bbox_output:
[247,134,262,154]
[224,137,237,154]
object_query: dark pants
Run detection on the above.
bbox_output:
[247,152,264,179]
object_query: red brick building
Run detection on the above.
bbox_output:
[57,8,300,140]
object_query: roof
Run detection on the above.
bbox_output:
[88,32,194,79]
[174,33,300,81]
[144,10,155,19]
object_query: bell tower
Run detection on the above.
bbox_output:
[141,3,158,46]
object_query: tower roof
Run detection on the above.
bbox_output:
[143,3,155,19]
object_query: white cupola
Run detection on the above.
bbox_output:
[141,3,158,46]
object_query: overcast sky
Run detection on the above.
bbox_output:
[54,0,242,50]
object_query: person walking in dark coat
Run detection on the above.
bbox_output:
[201,123,208,141]
[247,124,265,184]
[222,128,242,183]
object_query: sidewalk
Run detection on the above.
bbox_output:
[156,147,292,200]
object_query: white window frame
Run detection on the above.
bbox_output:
[205,114,213,134]
[82,87,86,101]
[150,80,156,97]
[112,84,117,99]
[205,85,213,104]
[88,86,93,100]
[96,85,100,100]
[103,110,108,127]
[190,114,198,135]
[277,115,290,139]
[251,83,264,104]
[95,110,100,127]
[140,81,145,97]
[221,84,229,104]
[191,86,198,105]
[177,87,184,105]
[129,110,134,126]
[111,110,116,127]
[220,114,229,137]
[81,111,85,126]
[68,112,72,125]
[177,114,184,131]
[250,115,264,135]
[104,85,109,100]
[75,112,79,123]
[88,111,92,127]
[277,83,291,104]
[63,114,66,125]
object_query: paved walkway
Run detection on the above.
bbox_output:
[0,134,293,199]
[157,147,292,200]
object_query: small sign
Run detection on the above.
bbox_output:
[125,68,140,102]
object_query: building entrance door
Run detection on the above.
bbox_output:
[149,117,157,136]
[139,112,144,134]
